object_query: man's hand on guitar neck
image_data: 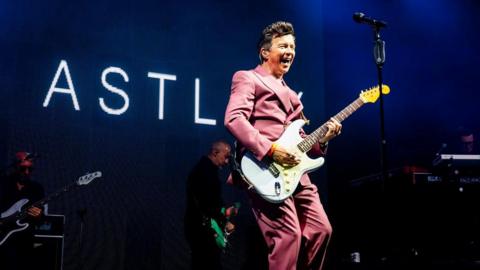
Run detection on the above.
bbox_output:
[320,118,342,144]
[27,206,42,218]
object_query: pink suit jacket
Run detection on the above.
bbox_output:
[224,65,325,186]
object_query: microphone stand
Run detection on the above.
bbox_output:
[372,25,387,190]
[77,208,87,270]
[370,24,391,263]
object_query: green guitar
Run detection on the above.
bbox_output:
[210,202,240,249]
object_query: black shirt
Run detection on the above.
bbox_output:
[0,173,45,270]
[184,156,225,235]
[0,173,44,221]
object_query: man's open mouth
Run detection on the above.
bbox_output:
[281,58,292,65]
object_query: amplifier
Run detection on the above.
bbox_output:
[411,172,442,185]
[33,214,65,270]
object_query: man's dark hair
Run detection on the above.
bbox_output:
[257,21,295,63]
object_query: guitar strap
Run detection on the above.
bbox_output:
[286,96,309,125]
[231,141,253,190]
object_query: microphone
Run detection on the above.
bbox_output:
[432,143,448,166]
[353,12,387,28]
[435,143,448,156]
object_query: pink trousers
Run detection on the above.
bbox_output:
[249,179,332,270]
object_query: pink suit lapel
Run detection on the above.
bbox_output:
[252,66,292,113]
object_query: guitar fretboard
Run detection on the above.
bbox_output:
[7,182,77,223]
[298,97,364,152]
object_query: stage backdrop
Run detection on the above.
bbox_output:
[1,0,479,269]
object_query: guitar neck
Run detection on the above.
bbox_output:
[298,97,365,152]
[13,182,77,221]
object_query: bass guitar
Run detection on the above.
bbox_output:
[0,171,102,245]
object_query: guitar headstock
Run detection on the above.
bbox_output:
[76,171,102,186]
[359,85,390,103]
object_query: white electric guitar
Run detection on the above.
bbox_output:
[0,171,102,245]
[241,85,390,203]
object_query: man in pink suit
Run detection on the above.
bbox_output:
[224,21,342,269]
